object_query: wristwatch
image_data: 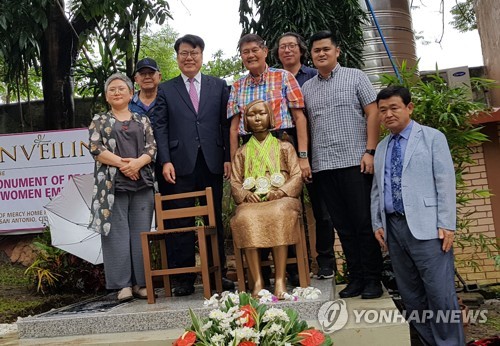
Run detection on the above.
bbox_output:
[298,151,308,159]
[365,149,376,156]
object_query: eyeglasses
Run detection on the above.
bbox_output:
[178,51,201,59]
[278,43,298,51]
[241,47,263,56]
[107,87,129,94]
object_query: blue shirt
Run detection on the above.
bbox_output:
[384,120,414,213]
[295,65,317,87]
[129,92,157,125]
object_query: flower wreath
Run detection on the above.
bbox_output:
[173,291,332,346]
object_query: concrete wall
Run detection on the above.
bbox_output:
[0,99,96,134]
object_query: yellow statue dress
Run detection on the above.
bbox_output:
[230,138,303,249]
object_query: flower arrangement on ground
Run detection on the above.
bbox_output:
[173,291,332,346]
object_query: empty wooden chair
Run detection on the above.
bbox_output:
[141,188,222,303]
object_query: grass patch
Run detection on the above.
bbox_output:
[0,262,30,286]
[0,261,99,324]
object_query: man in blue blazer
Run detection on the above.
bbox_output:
[153,34,233,296]
[371,86,464,345]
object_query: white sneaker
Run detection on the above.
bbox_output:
[132,285,148,299]
[117,287,133,301]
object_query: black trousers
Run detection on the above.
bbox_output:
[159,149,226,286]
[306,179,336,271]
[314,166,382,281]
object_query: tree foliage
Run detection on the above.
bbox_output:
[0,0,171,130]
[239,0,366,68]
[450,0,477,33]
[140,26,180,81]
[74,25,180,113]
[201,50,245,81]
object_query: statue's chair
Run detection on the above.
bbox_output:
[232,213,310,292]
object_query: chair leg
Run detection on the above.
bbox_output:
[141,233,156,304]
[296,223,309,288]
[210,231,222,294]
[198,229,212,299]
[300,217,311,286]
[233,242,247,292]
[159,238,171,297]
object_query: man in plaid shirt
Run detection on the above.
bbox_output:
[227,34,311,180]
[302,30,383,299]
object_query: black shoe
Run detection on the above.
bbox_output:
[361,281,383,299]
[317,267,335,280]
[222,277,235,291]
[339,280,364,298]
[288,273,300,287]
[173,285,195,297]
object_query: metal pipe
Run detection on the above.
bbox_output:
[364,0,403,83]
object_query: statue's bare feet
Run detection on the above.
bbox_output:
[274,278,287,300]
[252,279,264,298]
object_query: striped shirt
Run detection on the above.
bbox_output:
[302,64,377,172]
[227,66,305,135]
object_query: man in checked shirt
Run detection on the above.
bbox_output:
[302,30,383,299]
[227,33,312,289]
[227,33,312,181]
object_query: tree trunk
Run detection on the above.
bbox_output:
[474,0,500,107]
[39,0,75,130]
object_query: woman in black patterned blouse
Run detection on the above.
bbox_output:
[88,73,156,302]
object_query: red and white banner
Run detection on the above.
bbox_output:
[0,129,93,234]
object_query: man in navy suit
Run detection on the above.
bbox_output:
[153,34,233,296]
[371,86,464,345]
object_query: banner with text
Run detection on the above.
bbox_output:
[0,129,93,234]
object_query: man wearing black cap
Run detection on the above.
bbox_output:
[130,58,162,125]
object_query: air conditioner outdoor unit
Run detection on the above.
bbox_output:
[445,66,473,100]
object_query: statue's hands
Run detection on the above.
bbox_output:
[245,193,261,203]
[267,190,285,201]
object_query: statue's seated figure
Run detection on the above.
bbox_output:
[230,99,303,298]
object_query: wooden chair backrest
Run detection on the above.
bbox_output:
[154,187,216,231]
